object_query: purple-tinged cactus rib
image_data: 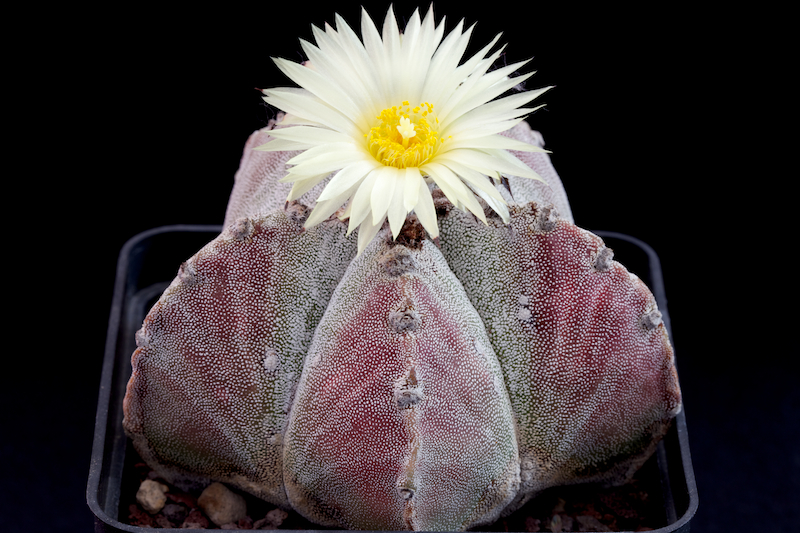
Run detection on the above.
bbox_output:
[437,202,681,511]
[283,235,519,531]
[123,207,358,504]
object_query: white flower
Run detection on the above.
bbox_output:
[256,5,551,252]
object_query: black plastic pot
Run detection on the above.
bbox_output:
[88,225,698,533]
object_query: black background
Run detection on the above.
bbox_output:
[5,2,795,531]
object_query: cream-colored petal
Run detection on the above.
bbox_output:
[262,89,360,138]
[420,162,463,207]
[254,137,314,152]
[443,117,528,140]
[361,8,394,102]
[439,159,507,206]
[266,126,353,146]
[381,8,402,71]
[438,133,549,154]
[360,7,387,94]
[485,147,547,182]
[303,25,382,119]
[396,9,423,101]
[272,58,367,129]
[317,160,379,202]
[439,160,510,223]
[403,168,422,212]
[286,145,365,176]
[387,176,407,239]
[442,101,546,139]
[444,69,535,124]
[370,166,399,225]
[287,174,329,200]
[474,187,511,223]
[435,148,541,181]
[331,14,383,111]
[436,39,505,124]
[276,112,317,127]
[422,162,487,224]
[357,214,385,254]
[406,6,445,104]
[348,170,380,235]
[305,182,360,227]
[421,19,469,103]
[413,179,439,239]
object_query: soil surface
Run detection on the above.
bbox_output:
[120,441,667,531]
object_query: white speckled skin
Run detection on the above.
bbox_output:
[123,122,681,531]
[123,209,358,504]
[284,235,519,530]
[437,204,680,513]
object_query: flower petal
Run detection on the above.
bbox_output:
[264,126,353,146]
[387,176,408,239]
[272,58,368,130]
[317,160,379,202]
[484,147,547,182]
[403,168,422,212]
[287,174,329,200]
[348,169,381,234]
[422,161,486,223]
[357,214,385,254]
[442,117,528,140]
[441,88,551,138]
[262,88,360,137]
[254,137,314,152]
[438,133,549,154]
[435,148,542,181]
[436,38,505,124]
[305,182,361,227]
[438,159,507,206]
[285,144,364,175]
[370,166,400,225]
[437,160,510,223]
[404,6,445,103]
[474,187,511,223]
[443,67,535,124]
[303,24,383,119]
[413,179,439,239]
[421,19,471,103]
[360,7,390,97]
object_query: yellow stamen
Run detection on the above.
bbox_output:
[367,101,441,168]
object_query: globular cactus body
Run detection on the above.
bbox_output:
[123,123,681,531]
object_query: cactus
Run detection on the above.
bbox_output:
[123,7,680,530]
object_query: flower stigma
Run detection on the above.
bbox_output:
[368,101,440,168]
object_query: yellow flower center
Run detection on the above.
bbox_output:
[367,101,440,168]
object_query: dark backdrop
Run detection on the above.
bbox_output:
[6,2,794,531]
